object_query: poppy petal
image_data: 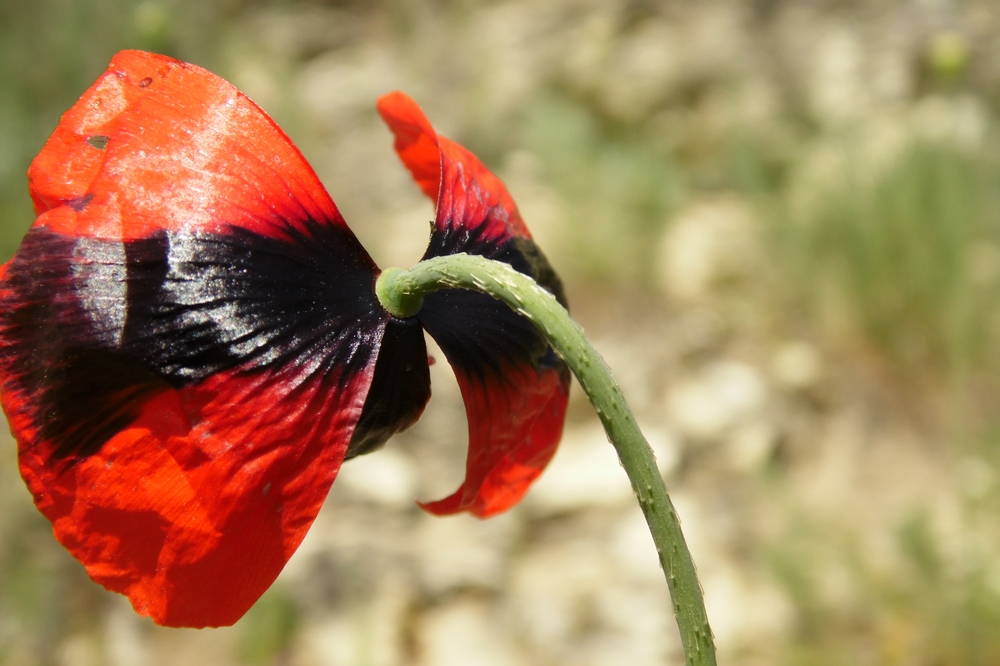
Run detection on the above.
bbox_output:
[346,315,431,459]
[0,50,388,627]
[416,290,570,517]
[377,92,570,517]
[28,50,345,241]
[376,91,534,243]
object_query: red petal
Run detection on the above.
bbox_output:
[29,50,346,241]
[13,367,372,627]
[375,92,441,201]
[2,50,381,627]
[378,92,570,517]
[376,91,531,241]
[418,362,568,517]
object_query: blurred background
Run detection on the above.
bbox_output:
[3,0,1000,664]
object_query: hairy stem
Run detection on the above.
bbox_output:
[376,254,716,666]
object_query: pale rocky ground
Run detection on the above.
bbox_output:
[3,1,1000,665]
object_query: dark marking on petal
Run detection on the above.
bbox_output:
[87,135,110,150]
[346,316,430,459]
[37,351,170,462]
[0,217,388,463]
[65,193,94,212]
[419,289,548,380]
[138,77,153,88]
[423,219,567,308]
[512,236,566,308]
[420,220,568,383]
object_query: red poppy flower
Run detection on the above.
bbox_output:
[0,50,569,628]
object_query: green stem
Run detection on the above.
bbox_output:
[376,254,716,666]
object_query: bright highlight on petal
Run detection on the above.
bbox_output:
[0,52,567,628]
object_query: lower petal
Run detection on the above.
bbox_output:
[14,366,371,627]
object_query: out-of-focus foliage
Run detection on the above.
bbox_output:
[747,125,1000,425]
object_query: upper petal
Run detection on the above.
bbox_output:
[1,50,386,627]
[376,91,532,243]
[377,92,570,517]
[374,91,441,201]
[29,50,347,241]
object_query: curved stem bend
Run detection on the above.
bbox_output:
[376,253,716,666]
